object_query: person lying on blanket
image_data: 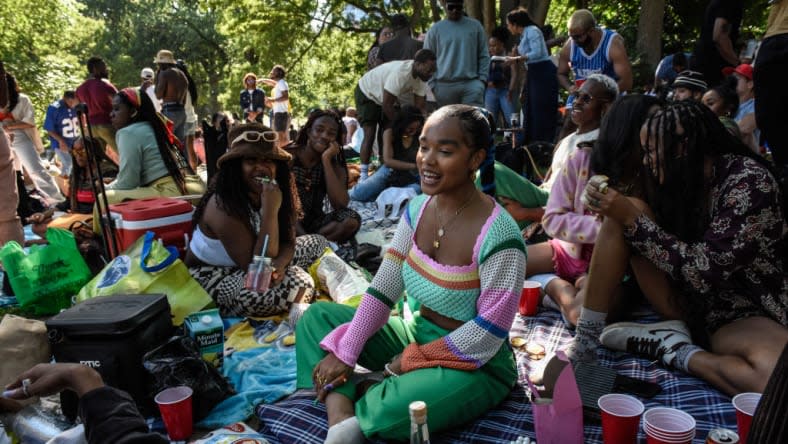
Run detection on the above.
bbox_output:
[296,105,527,443]
[185,122,328,323]
[564,100,788,396]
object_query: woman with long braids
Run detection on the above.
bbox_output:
[287,109,360,244]
[297,105,526,443]
[104,87,204,201]
[565,100,788,396]
[185,122,327,321]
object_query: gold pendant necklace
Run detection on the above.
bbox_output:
[433,192,477,249]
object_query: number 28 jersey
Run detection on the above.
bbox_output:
[43,99,80,150]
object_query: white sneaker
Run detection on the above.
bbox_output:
[600,320,692,367]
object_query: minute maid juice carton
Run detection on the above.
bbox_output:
[184,308,224,367]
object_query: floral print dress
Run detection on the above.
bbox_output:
[624,154,788,334]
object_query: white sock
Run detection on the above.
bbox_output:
[672,343,702,373]
[325,416,364,444]
[565,307,607,363]
[359,164,369,182]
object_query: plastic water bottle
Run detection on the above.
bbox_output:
[0,405,75,444]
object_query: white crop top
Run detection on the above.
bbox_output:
[189,225,237,267]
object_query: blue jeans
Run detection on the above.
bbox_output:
[484,87,515,128]
[349,165,421,202]
[161,104,187,145]
[54,147,72,176]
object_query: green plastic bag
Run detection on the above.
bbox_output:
[0,228,91,315]
[77,231,213,325]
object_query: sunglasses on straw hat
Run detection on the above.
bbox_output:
[231,130,279,146]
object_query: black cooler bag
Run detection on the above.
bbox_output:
[46,294,174,419]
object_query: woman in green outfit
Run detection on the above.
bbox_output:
[296,105,527,442]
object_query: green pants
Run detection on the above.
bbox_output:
[296,301,517,441]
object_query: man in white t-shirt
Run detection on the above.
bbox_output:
[354,48,436,181]
[263,65,290,148]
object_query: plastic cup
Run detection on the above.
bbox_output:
[732,392,761,444]
[643,407,696,444]
[598,394,644,444]
[155,386,194,440]
[644,424,695,443]
[519,281,542,316]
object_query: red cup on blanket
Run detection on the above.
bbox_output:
[643,407,696,444]
[598,393,644,444]
[732,392,761,444]
[155,386,194,440]
[519,281,542,316]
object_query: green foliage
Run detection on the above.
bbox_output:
[4,0,772,126]
[0,0,101,118]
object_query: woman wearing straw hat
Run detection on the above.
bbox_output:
[185,122,327,321]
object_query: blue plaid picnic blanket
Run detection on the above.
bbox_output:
[255,308,738,443]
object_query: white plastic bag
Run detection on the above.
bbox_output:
[308,248,370,305]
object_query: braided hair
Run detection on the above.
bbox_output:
[643,100,769,242]
[193,156,302,243]
[115,88,186,192]
[291,109,348,177]
[293,109,346,149]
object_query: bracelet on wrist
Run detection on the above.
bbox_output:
[384,362,399,377]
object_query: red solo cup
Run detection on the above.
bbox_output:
[732,392,761,444]
[598,393,644,444]
[643,407,696,444]
[519,281,542,316]
[155,386,194,440]
[644,424,695,443]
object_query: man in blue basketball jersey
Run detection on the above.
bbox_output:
[43,90,80,178]
[557,9,632,103]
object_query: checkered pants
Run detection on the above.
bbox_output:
[189,234,328,318]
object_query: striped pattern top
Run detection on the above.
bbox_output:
[320,193,526,372]
[569,28,619,81]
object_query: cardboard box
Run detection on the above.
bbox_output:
[184,308,224,366]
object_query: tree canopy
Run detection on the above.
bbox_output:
[0,0,770,125]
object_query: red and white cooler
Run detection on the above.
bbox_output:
[109,197,194,253]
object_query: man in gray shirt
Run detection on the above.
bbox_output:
[424,0,489,107]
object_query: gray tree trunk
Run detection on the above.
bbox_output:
[636,0,665,70]
[526,0,552,26]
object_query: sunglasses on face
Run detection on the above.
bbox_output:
[571,91,608,104]
[446,3,463,11]
[232,130,279,146]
